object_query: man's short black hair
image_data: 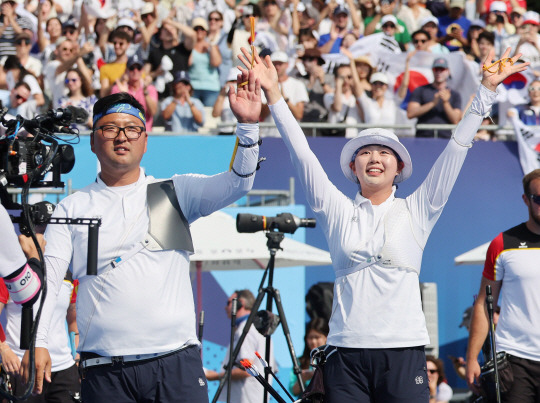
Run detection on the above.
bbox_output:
[110,29,132,43]
[412,29,430,40]
[93,92,145,124]
[478,31,495,46]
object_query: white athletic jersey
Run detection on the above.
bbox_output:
[268,85,497,348]
[37,124,259,356]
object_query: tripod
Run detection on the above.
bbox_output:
[212,231,305,403]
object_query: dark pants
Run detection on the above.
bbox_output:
[81,346,208,403]
[502,355,540,403]
[323,346,429,403]
[11,363,80,403]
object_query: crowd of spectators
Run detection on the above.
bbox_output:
[0,0,538,138]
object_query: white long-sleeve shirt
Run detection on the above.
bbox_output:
[269,85,497,348]
[37,124,260,356]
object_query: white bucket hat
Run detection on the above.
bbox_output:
[340,128,412,184]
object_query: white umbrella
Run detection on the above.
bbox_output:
[189,211,332,271]
[454,242,489,266]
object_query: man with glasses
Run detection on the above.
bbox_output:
[420,16,450,54]
[407,57,462,138]
[26,69,261,402]
[467,168,540,403]
[111,53,158,131]
[411,29,431,52]
[0,0,34,57]
[12,31,41,76]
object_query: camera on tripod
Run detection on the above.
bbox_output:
[236,213,316,234]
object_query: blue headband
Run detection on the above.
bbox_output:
[93,103,146,127]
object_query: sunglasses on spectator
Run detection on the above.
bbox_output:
[15,94,27,102]
[15,39,31,45]
[60,46,73,52]
[63,28,76,35]
[413,39,427,44]
[529,87,540,92]
[382,23,396,29]
[128,65,142,71]
[65,78,79,84]
[427,369,438,374]
[529,194,540,205]
[209,16,222,21]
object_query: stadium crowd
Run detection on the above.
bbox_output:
[0,0,538,138]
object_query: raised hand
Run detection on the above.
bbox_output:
[237,47,279,103]
[229,68,261,124]
[481,47,530,92]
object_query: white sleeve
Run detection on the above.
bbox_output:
[35,256,69,348]
[174,123,260,222]
[0,206,26,278]
[406,84,498,243]
[268,98,348,214]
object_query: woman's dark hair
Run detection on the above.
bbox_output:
[333,63,350,78]
[209,10,223,20]
[66,68,93,97]
[426,355,447,386]
[93,92,144,122]
[299,318,329,369]
[3,55,34,82]
[411,29,430,41]
[477,31,495,46]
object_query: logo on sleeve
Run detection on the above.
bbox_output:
[519,242,528,248]
[415,376,424,384]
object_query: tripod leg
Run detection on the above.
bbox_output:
[272,288,304,394]
[211,288,268,403]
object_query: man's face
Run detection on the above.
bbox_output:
[524,178,540,227]
[127,64,143,83]
[449,6,463,19]
[432,67,449,83]
[113,37,129,57]
[1,1,16,16]
[225,293,239,319]
[412,33,429,51]
[160,24,177,42]
[208,13,223,31]
[333,12,349,29]
[91,112,148,179]
[62,26,79,41]
[382,20,397,37]
[56,40,75,62]
[422,22,438,39]
[15,37,32,57]
[10,85,30,107]
[273,61,288,78]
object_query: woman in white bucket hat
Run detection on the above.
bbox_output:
[238,47,529,402]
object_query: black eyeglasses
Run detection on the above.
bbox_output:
[382,23,396,29]
[413,39,427,44]
[15,39,31,45]
[128,65,142,71]
[529,194,540,205]
[63,28,76,35]
[95,125,145,139]
[428,369,438,374]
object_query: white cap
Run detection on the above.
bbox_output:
[522,11,539,26]
[420,15,439,27]
[117,18,137,30]
[270,51,289,63]
[141,2,154,15]
[370,72,389,85]
[489,1,507,13]
[381,14,398,26]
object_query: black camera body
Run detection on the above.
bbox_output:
[237,213,316,234]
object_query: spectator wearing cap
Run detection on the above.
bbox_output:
[318,5,356,55]
[100,30,132,97]
[396,0,434,35]
[258,0,291,52]
[485,1,515,57]
[212,67,238,135]
[188,17,222,107]
[144,18,196,94]
[62,18,80,45]
[0,0,34,57]
[420,16,449,54]
[478,0,527,18]
[364,0,411,50]
[260,51,308,136]
[437,0,471,52]
[12,32,41,76]
[513,11,540,70]
[517,79,540,126]
[161,71,205,133]
[463,19,486,61]
[407,57,462,138]
[43,37,94,107]
[56,68,97,129]
[296,48,333,123]
[111,54,158,131]
[356,71,401,126]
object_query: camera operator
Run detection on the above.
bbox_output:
[0,204,44,310]
[24,68,261,402]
